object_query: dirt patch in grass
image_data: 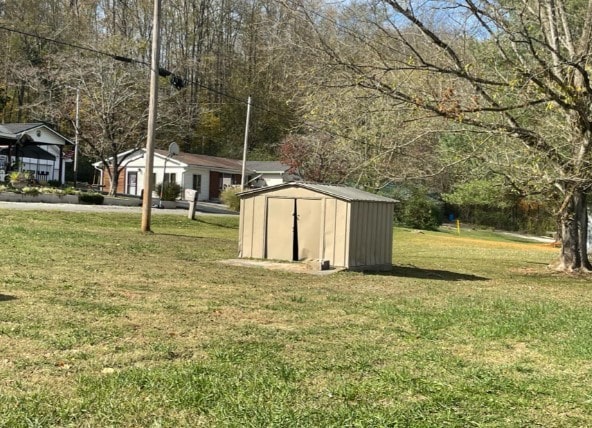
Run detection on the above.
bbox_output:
[220,259,346,275]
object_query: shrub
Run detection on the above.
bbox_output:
[8,171,33,188]
[78,193,104,205]
[155,182,182,201]
[62,187,77,195]
[9,170,32,182]
[401,190,443,231]
[40,187,62,194]
[221,186,241,211]
[47,180,61,188]
[22,187,40,196]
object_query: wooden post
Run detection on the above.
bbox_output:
[141,0,162,232]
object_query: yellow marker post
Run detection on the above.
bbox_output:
[456,219,460,235]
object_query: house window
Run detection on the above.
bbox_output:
[164,173,176,184]
[220,174,232,189]
[192,174,202,192]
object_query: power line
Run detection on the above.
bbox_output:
[0,24,147,66]
[0,24,182,86]
[0,21,360,144]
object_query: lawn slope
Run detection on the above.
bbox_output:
[0,211,589,427]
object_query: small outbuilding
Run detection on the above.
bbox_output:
[238,182,397,271]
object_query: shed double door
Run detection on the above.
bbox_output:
[266,197,322,261]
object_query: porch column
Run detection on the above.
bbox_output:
[59,146,64,185]
[7,142,12,169]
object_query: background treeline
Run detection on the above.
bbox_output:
[0,0,563,234]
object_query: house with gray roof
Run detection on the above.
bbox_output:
[0,123,74,184]
[93,149,295,200]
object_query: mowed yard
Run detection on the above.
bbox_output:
[0,210,591,427]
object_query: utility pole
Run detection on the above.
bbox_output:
[240,96,252,191]
[73,87,80,187]
[141,0,162,232]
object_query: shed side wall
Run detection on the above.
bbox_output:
[348,202,362,267]
[335,199,350,268]
[348,202,394,270]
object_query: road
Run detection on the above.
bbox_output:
[0,200,238,216]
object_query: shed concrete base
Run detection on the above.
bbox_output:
[221,259,346,275]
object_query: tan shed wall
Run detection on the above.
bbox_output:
[296,198,323,260]
[251,196,267,257]
[238,196,267,259]
[238,198,252,258]
[265,197,296,260]
[320,198,350,268]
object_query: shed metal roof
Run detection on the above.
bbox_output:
[239,182,398,203]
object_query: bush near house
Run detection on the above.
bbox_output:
[221,186,241,211]
[156,182,182,201]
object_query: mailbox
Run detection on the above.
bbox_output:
[185,189,199,220]
[184,189,197,201]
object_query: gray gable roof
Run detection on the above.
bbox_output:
[239,182,398,203]
[0,123,45,134]
[155,149,246,172]
[246,161,290,173]
[0,123,73,146]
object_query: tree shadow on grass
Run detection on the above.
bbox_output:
[0,294,17,302]
[369,265,489,282]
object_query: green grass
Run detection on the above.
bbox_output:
[0,211,590,427]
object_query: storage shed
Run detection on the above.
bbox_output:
[238,182,397,271]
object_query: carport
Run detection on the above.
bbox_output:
[238,182,397,271]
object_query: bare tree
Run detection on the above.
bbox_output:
[279,132,358,183]
[65,56,149,195]
[286,0,592,272]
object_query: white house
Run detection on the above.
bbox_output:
[0,123,73,184]
[94,149,298,200]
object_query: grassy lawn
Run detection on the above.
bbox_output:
[0,210,590,427]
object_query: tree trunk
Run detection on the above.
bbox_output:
[554,190,592,272]
[109,160,120,197]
